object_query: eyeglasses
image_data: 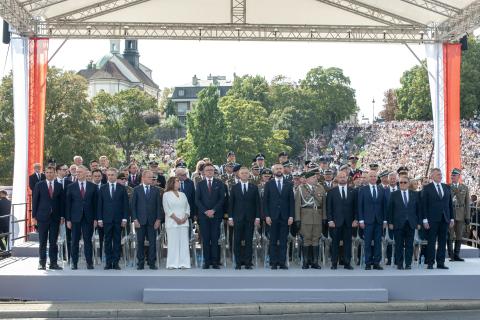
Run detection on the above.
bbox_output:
[399,181,409,184]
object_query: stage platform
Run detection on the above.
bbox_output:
[1,257,480,303]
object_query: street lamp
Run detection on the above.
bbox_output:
[372,98,375,123]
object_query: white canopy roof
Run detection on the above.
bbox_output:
[1,0,479,42]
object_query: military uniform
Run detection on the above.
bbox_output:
[449,178,470,261]
[294,179,326,269]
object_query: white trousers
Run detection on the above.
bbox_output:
[166,227,191,269]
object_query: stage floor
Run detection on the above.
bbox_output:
[1,257,480,303]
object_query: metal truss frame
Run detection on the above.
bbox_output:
[47,0,152,21]
[399,0,460,18]
[20,0,68,12]
[231,0,246,24]
[437,0,480,39]
[315,0,425,26]
[0,0,35,32]
[36,22,434,43]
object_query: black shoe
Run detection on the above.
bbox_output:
[245,265,253,270]
[87,264,94,270]
[49,264,63,270]
[373,264,383,270]
[149,265,158,270]
[453,256,465,262]
[71,264,78,270]
[235,265,241,270]
[113,264,121,270]
[271,264,278,270]
[279,265,288,270]
[302,264,309,269]
[405,265,411,270]
[344,264,353,270]
[386,260,392,266]
[437,264,449,269]
[137,265,144,270]
[331,264,337,270]
[38,264,46,270]
[427,264,433,269]
[311,263,321,269]
[397,265,404,270]
[212,264,220,269]
[365,265,372,270]
[202,264,210,269]
[104,264,112,270]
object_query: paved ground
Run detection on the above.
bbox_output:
[0,300,479,319]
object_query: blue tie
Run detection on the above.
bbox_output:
[372,186,377,199]
[277,180,282,193]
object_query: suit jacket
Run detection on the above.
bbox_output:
[32,180,64,223]
[421,182,453,223]
[156,174,166,189]
[387,190,421,229]
[131,184,163,225]
[29,172,46,191]
[180,178,196,218]
[65,181,98,223]
[128,173,142,188]
[229,182,261,222]
[195,178,225,220]
[0,198,11,233]
[326,185,357,227]
[262,178,294,221]
[358,184,386,224]
[97,183,129,223]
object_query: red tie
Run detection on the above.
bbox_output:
[208,179,212,193]
[48,182,53,198]
[80,182,85,198]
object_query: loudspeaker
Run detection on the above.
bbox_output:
[2,21,10,44]
[460,35,468,51]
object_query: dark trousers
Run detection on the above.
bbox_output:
[97,226,104,259]
[233,219,254,266]
[426,220,448,266]
[71,216,94,265]
[136,224,156,266]
[269,219,288,266]
[394,222,415,267]
[104,222,121,265]
[66,227,72,260]
[37,220,60,265]
[364,223,382,265]
[331,224,352,266]
[199,217,221,266]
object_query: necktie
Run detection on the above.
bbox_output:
[80,182,85,198]
[181,181,185,192]
[48,182,53,198]
[277,180,282,193]
[402,191,408,206]
[436,184,443,198]
[243,183,247,195]
[208,179,212,193]
[111,183,115,198]
[372,186,377,199]
[341,187,346,200]
[146,185,150,198]
[132,174,136,182]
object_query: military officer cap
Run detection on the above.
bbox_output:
[255,153,265,160]
[261,168,272,175]
[292,171,302,177]
[319,156,328,163]
[369,163,379,170]
[307,162,318,169]
[339,164,350,171]
[304,171,316,179]
[149,160,158,166]
[348,155,359,161]
[378,170,389,178]
[282,160,293,167]
[251,164,260,171]
[117,172,126,180]
[451,168,461,176]
[324,169,334,175]
[227,151,235,157]
[176,161,187,168]
[225,161,235,167]
[309,168,320,174]
[397,166,409,174]
[278,151,288,157]
[233,164,242,173]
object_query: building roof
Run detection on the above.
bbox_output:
[171,76,232,99]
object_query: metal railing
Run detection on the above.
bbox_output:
[0,202,28,255]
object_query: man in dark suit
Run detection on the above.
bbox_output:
[195,163,225,269]
[131,170,162,270]
[327,171,358,269]
[29,163,46,191]
[128,163,142,188]
[358,170,387,270]
[387,175,421,269]
[176,167,196,220]
[263,163,295,270]
[422,168,454,269]
[32,166,64,270]
[65,165,98,270]
[97,168,129,270]
[229,167,261,269]
[0,190,10,251]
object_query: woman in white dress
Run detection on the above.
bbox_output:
[163,176,191,269]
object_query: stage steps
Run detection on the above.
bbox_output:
[11,241,38,257]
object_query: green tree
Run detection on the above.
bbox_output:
[227,75,270,110]
[460,37,480,118]
[0,73,14,184]
[396,64,432,120]
[93,88,159,164]
[219,96,290,165]
[176,86,226,166]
